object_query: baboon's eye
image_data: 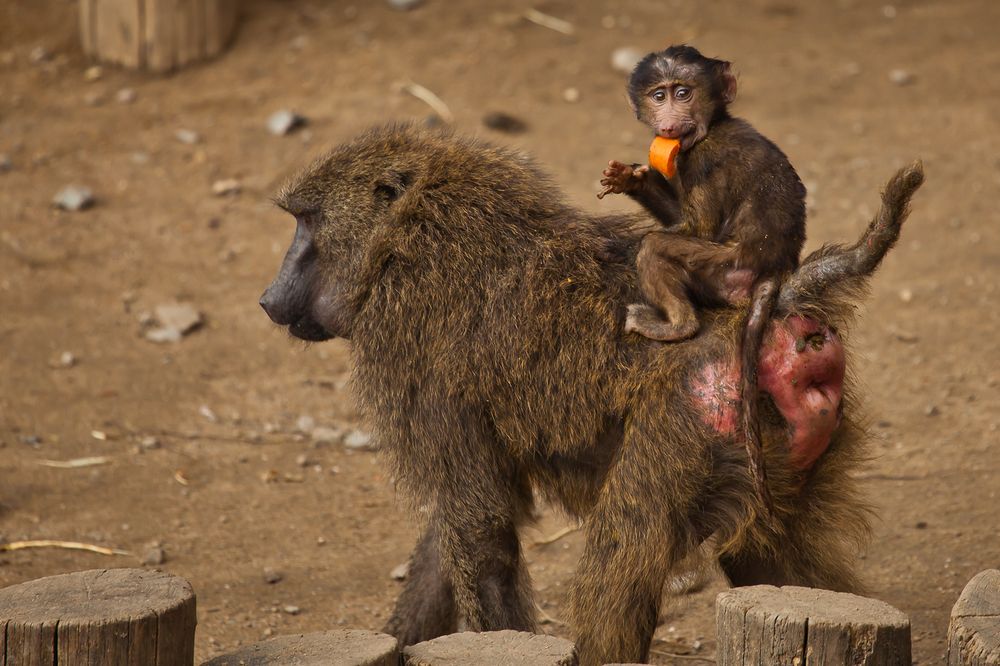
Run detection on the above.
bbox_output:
[374,183,402,203]
[373,170,413,204]
[651,89,667,103]
[674,87,692,101]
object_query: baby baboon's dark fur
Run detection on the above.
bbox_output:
[266,125,923,665]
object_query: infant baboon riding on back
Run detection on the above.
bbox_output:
[601,44,806,342]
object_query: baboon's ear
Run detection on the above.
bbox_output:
[718,61,738,104]
[374,170,414,204]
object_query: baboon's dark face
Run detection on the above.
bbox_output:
[261,132,417,341]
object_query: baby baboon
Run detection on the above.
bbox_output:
[262,125,923,666]
[600,45,807,343]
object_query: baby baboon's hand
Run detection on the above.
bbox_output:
[598,161,648,199]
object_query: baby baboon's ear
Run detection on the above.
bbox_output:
[374,170,414,204]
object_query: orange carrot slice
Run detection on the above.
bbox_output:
[648,136,681,179]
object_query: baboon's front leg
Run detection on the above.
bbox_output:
[383,521,457,648]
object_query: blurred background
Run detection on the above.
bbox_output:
[1,1,998,663]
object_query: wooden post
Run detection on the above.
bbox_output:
[79,0,239,72]
[0,568,196,665]
[202,630,398,665]
[949,570,1000,665]
[716,585,910,665]
[403,631,577,665]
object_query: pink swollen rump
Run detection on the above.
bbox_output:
[689,316,846,471]
[758,316,845,470]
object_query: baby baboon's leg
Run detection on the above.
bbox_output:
[383,521,457,647]
[627,233,699,341]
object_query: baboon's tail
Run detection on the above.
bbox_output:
[740,278,779,516]
[776,161,925,324]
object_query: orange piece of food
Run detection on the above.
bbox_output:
[648,136,681,179]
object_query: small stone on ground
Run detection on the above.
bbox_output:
[611,46,644,74]
[388,0,423,10]
[482,111,528,133]
[267,110,307,136]
[53,185,95,211]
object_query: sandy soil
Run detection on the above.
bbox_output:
[1,0,998,663]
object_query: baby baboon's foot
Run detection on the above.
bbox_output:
[625,303,699,342]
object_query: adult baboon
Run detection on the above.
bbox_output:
[261,124,923,665]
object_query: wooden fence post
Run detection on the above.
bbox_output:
[0,568,196,665]
[403,631,577,665]
[949,569,1000,665]
[79,0,239,72]
[716,585,910,665]
[202,630,398,666]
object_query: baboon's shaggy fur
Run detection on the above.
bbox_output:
[270,125,923,665]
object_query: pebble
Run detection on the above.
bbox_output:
[296,414,316,433]
[610,46,644,74]
[282,605,301,615]
[175,128,201,145]
[199,404,219,423]
[311,426,342,444]
[295,453,310,467]
[144,302,203,343]
[343,429,375,451]
[19,434,41,447]
[58,351,76,367]
[898,288,914,303]
[53,185,95,211]
[482,111,528,134]
[0,154,11,173]
[267,110,307,136]
[387,0,422,10]
[390,561,409,581]
[139,436,161,450]
[915,521,928,529]
[263,568,284,584]
[142,543,166,566]
[889,69,915,86]
[131,151,151,165]
[882,4,897,18]
[84,65,103,81]
[29,46,50,64]
[83,91,104,107]
[212,179,241,196]
[116,88,137,104]
[924,404,940,417]
[562,87,580,103]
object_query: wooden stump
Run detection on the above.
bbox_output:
[80,0,239,72]
[202,630,398,666]
[716,585,910,665]
[949,570,1000,665]
[0,567,196,665]
[403,630,577,665]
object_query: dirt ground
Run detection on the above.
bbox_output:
[1,0,998,663]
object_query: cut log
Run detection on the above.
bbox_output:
[404,630,577,665]
[0,567,196,665]
[716,585,910,665]
[949,569,1000,665]
[201,630,398,666]
[79,0,238,72]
